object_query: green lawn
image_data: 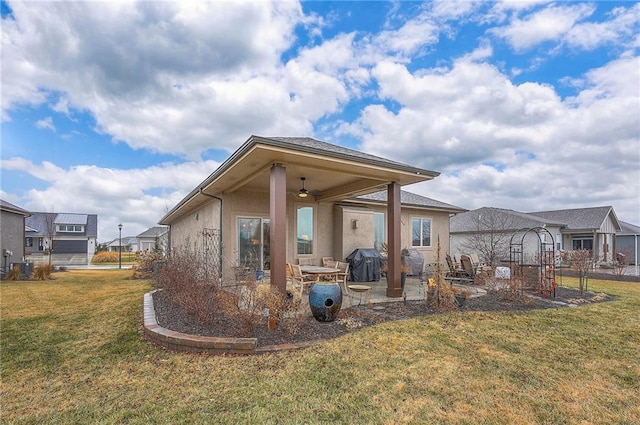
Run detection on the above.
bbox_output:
[1,270,639,424]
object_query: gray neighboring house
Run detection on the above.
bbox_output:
[616,221,640,266]
[107,236,138,252]
[0,199,31,274]
[137,226,169,254]
[529,206,622,263]
[450,205,623,266]
[450,207,566,265]
[25,212,98,265]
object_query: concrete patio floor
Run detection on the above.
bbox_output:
[340,276,487,307]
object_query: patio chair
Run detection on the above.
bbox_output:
[336,261,350,295]
[459,255,476,279]
[445,254,466,278]
[289,263,315,297]
[469,253,492,276]
[321,256,335,267]
[298,257,314,266]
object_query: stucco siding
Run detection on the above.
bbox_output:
[1,210,26,266]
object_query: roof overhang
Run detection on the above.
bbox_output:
[160,135,439,224]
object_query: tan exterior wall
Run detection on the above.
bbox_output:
[170,200,221,252]
[169,191,455,284]
[333,206,375,261]
[401,207,451,266]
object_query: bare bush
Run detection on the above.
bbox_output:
[33,263,53,280]
[568,249,592,294]
[485,276,531,303]
[6,265,22,281]
[155,245,305,336]
[154,246,217,325]
[612,248,632,277]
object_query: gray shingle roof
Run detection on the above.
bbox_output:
[353,190,466,212]
[527,206,618,231]
[137,226,169,238]
[267,137,438,175]
[619,221,640,235]
[0,199,31,216]
[450,207,565,233]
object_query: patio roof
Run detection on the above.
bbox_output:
[160,135,439,224]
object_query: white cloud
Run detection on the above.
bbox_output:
[35,117,55,132]
[1,1,314,156]
[1,157,219,240]
[356,54,640,224]
[491,3,596,51]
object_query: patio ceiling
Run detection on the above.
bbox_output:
[161,136,439,224]
[204,141,436,201]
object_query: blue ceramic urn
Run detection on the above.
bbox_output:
[308,282,342,322]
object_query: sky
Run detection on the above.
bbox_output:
[1,0,639,242]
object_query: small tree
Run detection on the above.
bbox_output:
[43,210,59,266]
[568,249,592,294]
[459,208,518,267]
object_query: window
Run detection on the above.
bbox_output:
[572,237,593,250]
[374,212,385,251]
[57,225,83,232]
[556,233,562,251]
[38,238,44,251]
[26,237,33,247]
[411,218,431,247]
[297,206,314,255]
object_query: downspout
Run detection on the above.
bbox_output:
[199,188,224,280]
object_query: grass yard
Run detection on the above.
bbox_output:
[1,270,639,424]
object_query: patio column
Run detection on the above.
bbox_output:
[270,163,287,294]
[386,182,402,297]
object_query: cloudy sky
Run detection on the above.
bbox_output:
[1,0,639,242]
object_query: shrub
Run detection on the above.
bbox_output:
[33,263,53,280]
[154,245,305,336]
[92,251,119,263]
[136,250,164,272]
[154,246,219,326]
[6,265,22,281]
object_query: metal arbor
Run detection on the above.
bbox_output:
[509,227,556,298]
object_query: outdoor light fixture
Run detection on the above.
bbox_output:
[298,177,308,198]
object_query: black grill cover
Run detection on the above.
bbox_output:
[346,248,383,282]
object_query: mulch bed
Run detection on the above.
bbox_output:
[152,286,614,348]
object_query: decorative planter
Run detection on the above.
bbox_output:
[308,282,342,322]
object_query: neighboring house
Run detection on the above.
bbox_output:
[106,236,138,252]
[615,221,640,266]
[25,212,98,265]
[136,226,169,254]
[160,135,465,297]
[450,206,623,266]
[0,199,31,274]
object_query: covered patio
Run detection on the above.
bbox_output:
[161,136,448,299]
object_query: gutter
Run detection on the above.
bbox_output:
[199,188,223,280]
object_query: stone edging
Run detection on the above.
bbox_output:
[143,291,322,354]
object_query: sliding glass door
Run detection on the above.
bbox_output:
[238,217,270,271]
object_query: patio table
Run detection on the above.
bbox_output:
[300,266,340,282]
